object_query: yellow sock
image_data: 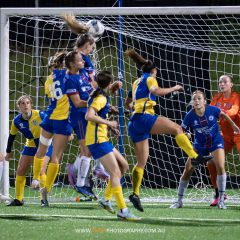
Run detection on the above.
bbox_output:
[104,180,112,201]
[45,163,59,192]
[132,166,144,196]
[15,175,26,201]
[33,156,44,180]
[112,185,126,210]
[40,174,47,188]
[175,133,198,159]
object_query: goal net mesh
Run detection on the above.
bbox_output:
[6,12,240,203]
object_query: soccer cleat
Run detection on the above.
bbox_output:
[40,199,46,207]
[7,199,24,206]
[66,163,76,187]
[218,200,227,209]
[169,201,183,209]
[31,179,40,190]
[129,194,144,212]
[40,187,49,207]
[117,209,141,221]
[74,185,98,200]
[93,167,110,181]
[191,155,213,167]
[98,198,116,214]
[210,194,228,207]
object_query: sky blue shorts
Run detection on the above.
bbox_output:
[128,113,158,143]
[88,141,114,159]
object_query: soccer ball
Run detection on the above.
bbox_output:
[86,20,105,41]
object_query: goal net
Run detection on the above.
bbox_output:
[1,7,240,204]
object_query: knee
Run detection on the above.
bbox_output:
[120,162,129,175]
[174,125,183,136]
[109,168,122,179]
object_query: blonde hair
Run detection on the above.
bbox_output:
[16,95,32,109]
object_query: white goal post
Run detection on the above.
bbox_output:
[1,6,240,203]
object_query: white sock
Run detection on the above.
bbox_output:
[77,156,91,187]
[0,161,3,194]
[73,156,81,174]
[95,159,104,170]
[84,167,91,187]
[177,179,189,202]
[217,173,226,202]
[0,161,3,182]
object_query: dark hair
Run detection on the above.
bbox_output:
[92,70,113,97]
[192,90,207,100]
[49,51,68,69]
[125,49,156,73]
[65,51,79,69]
[74,33,95,49]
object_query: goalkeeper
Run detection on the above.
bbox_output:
[208,75,240,206]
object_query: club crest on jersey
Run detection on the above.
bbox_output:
[32,120,38,126]
[209,116,214,121]
[19,123,24,128]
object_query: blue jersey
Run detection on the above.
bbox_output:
[44,69,69,120]
[65,69,93,123]
[82,53,94,74]
[181,105,222,149]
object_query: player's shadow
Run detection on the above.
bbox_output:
[43,205,96,210]
[0,215,58,222]
[76,216,239,227]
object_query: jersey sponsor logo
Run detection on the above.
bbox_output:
[19,123,25,129]
[193,120,198,126]
[81,86,92,92]
[224,102,232,109]
[66,89,77,94]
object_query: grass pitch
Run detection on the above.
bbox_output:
[1,199,240,240]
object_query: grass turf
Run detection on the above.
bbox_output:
[0,199,240,240]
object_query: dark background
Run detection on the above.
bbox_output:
[3,0,240,188]
[1,0,240,8]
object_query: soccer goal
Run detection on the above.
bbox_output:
[1,7,240,204]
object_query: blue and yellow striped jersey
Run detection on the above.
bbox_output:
[10,110,44,147]
[130,73,158,115]
[85,92,110,145]
[44,69,70,120]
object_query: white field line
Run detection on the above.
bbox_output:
[0,213,240,223]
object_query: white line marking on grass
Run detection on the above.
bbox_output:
[0,213,240,223]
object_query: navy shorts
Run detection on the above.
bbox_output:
[71,112,87,140]
[21,144,53,157]
[88,141,114,159]
[194,139,224,156]
[128,113,158,143]
[40,117,72,136]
